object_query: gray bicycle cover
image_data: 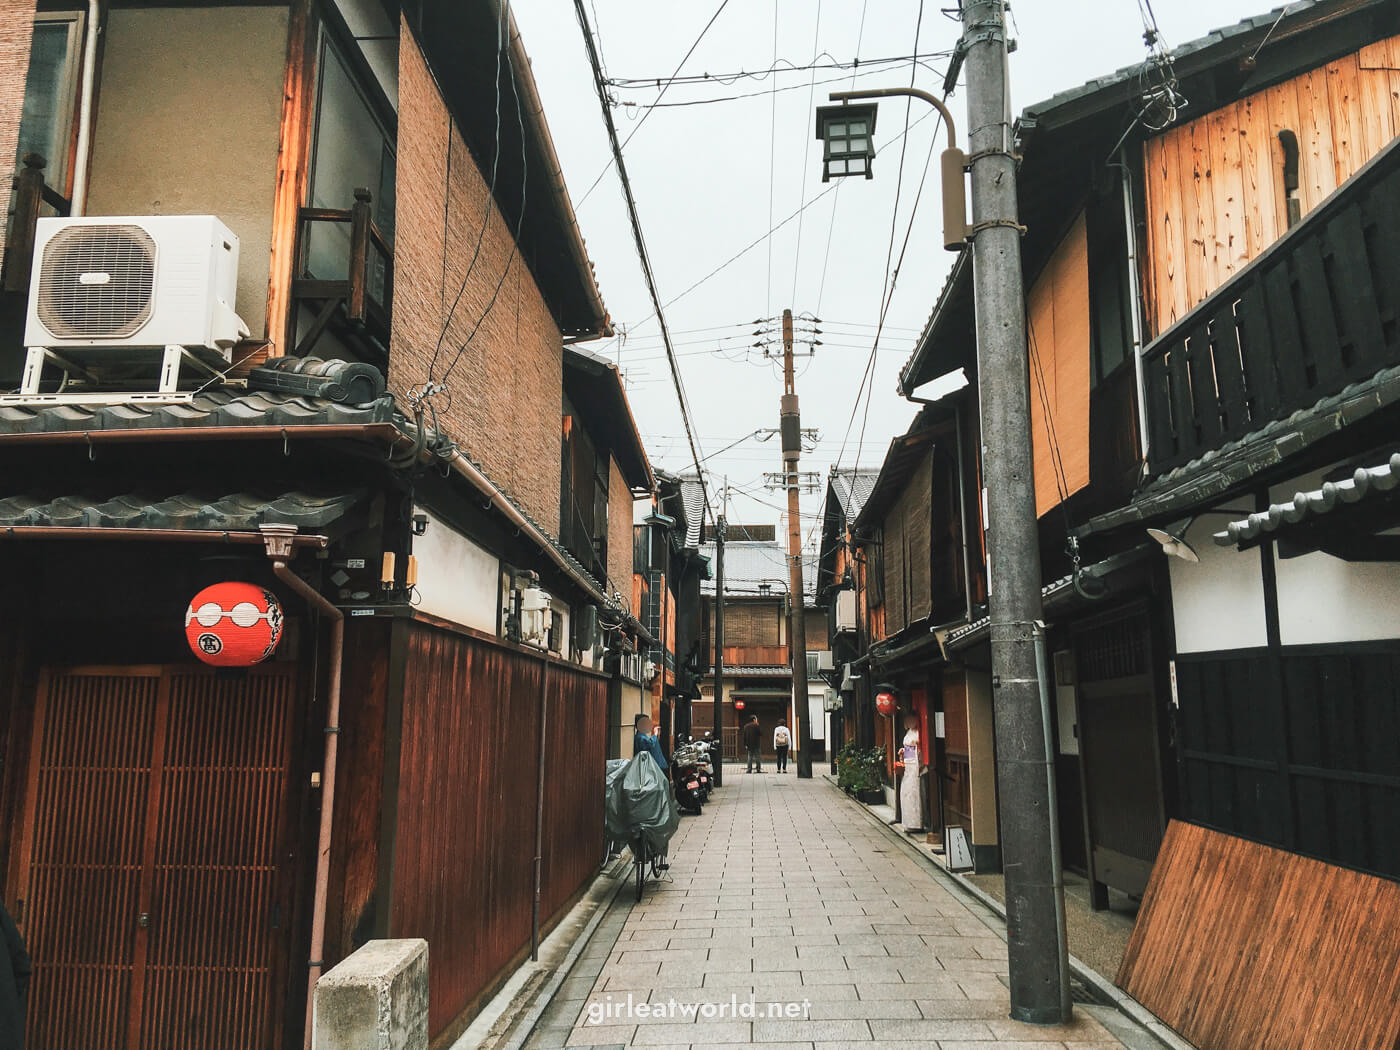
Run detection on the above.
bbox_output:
[604,751,679,856]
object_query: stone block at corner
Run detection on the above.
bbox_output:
[313,938,429,1050]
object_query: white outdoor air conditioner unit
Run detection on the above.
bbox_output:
[24,215,249,357]
[835,590,857,634]
[815,650,835,672]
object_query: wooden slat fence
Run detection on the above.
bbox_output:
[1118,820,1400,1050]
[390,622,607,1041]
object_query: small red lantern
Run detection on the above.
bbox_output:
[875,690,897,718]
[185,582,284,667]
[734,699,746,711]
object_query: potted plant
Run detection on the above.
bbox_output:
[837,742,887,805]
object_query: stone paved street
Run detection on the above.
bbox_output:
[524,770,1139,1050]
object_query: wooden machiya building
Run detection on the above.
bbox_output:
[895,2,1400,1047]
[630,470,709,760]
[0,2,660,1048]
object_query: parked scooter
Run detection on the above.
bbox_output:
[671,738,708,815]
[691,736,714,801]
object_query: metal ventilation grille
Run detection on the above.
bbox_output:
[36,223,157,339]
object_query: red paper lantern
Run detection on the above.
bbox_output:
[185,583,284,667]
[875,690,897,718]
[733,699,746,711]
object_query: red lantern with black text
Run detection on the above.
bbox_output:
[875,690,897,718]
[185,582,284,666]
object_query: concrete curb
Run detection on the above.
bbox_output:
[452,855,631,1050]
[826,775,1198,1050]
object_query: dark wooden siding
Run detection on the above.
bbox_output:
[1175,643,1400,879]
[391,621,607,1041]
[1120,821,1400,1050]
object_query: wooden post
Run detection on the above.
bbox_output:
[5,154,48,294]
[347,188,372,323]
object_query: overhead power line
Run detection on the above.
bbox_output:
[621,106,944,334]
[576,0,732,208]
[605,51,952,89]
[573,0,714,525]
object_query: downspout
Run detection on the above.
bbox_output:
[531,656,552,960]
[1120,148,1150,466]
[70,0,100,216]
[260,524,344,1050]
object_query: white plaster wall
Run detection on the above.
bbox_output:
[1270,469,1400,646]
[412,509,499,634]
[1169,509,1268,653]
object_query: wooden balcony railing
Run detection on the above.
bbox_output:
[4,153,71,294]
[292,186,393,359]
[1143,137,1400,475]
[722,645,789,667]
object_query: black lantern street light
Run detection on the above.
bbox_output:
[815,88,969,252]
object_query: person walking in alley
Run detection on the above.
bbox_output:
[742,714,763,772]
[633,713,668,773]
[773,719,792,772]
[0,898,30,1050]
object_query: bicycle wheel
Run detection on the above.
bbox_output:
[634,839,648,902]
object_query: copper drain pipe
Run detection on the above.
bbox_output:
[260,524,343,1050]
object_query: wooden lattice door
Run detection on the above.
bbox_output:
[12,665,298,1050]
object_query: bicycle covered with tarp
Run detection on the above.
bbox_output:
[605,752,679,900]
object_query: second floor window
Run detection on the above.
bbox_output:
[308,32,396,289]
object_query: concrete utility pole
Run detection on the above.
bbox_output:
[961,0,1070,1024]
[780,309,814,779]
[711,510,726,787]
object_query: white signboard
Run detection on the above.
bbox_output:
[945,825,973,872]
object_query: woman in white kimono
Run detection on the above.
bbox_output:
[896,711,925,832]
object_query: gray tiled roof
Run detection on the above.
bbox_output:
[0,390,396,434]
[829,469,880,522]
[1080,363,1400,537]
[0,488,365,531]
[1215,451,1400,546]
[1022,1,1341,124]
[699,539,819,605]
[722,665,792,678]
[680,475,707,548]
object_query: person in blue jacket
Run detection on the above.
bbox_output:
[633,712,668,772]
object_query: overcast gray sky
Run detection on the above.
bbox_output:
[513,0,1277,550]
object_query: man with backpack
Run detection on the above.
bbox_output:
[773,720,793,773]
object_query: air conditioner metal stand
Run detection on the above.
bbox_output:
[2,344,225,407]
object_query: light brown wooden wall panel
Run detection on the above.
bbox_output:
[1143,37,1400,334]
[1119,821,1400,1050]
[1027,211,1091,518]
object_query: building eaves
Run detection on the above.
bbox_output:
[1021,0,1386,132]
[0,487,366,533]
[719,665,792,679]
[1078,363,1400,538]
[898,251,974,397]
[1215,451,1400,546]
[563,345,654,491]
[852,426,936,533]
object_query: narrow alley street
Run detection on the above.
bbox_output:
[526,773,1136,1050]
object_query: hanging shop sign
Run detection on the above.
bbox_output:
[733,699,746,711]
[185,582,284,666]
[875,689,898,718]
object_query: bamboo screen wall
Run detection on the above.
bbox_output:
[1119,820,1400,1050]
[1142,36,1400,335]
[1026,212,1091,518]
[391,622,608,1041]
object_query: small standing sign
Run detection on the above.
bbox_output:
[945,825,974,872]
